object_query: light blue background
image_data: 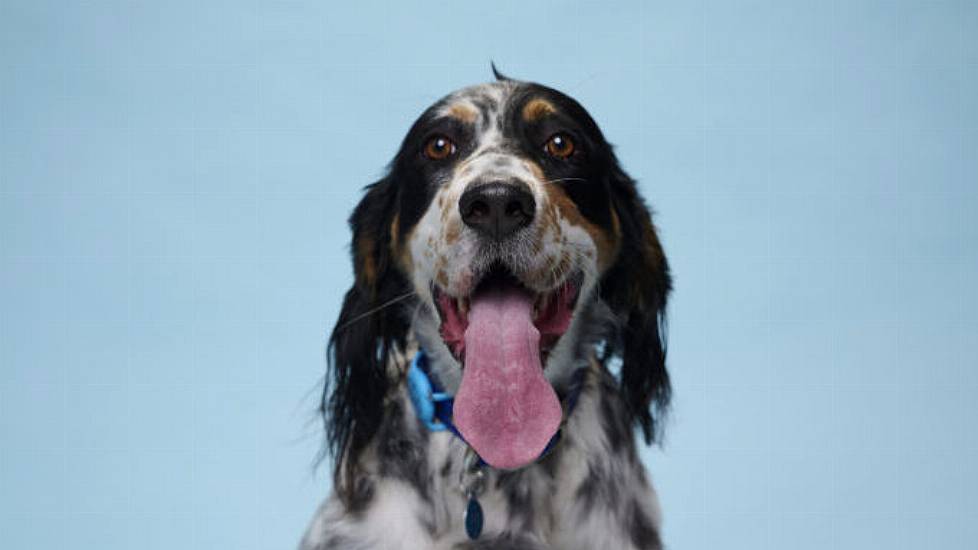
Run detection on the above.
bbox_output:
[1,1,976,548]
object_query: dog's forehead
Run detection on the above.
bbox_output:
[433,81,522,130]
[427,81,600,149]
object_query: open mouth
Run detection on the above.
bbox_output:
[434,264,582,366]
[431,263,582,470]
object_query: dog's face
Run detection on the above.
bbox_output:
[327,78,671,476]
[399,82,622,379]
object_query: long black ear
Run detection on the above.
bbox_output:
[322,176,410,501]
[600,165,672,444]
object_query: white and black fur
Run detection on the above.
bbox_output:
[302,69,671,550]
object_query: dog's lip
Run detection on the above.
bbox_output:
[432,266,583,364]
[431,267,583,323]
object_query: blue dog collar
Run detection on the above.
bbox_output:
[406,350,453,432]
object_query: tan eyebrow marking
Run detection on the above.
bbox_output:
[356,234,377,290]
[522,98,557,122]
[446,103,478,124]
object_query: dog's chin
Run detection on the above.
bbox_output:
[432,263,583,370]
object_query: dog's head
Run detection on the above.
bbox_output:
[325,73,671,481]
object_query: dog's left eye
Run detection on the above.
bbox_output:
[544,133,575,159]
[424,135,457,160]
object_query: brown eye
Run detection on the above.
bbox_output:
[545,133,575,159]
[424,135,456,160]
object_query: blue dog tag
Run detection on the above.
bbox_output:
[464,495,484,539]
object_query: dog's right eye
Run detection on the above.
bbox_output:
[423,135,457,160]
[544,133,575,159]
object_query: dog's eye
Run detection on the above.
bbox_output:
[544,133,575,159]
[424,135,457,160]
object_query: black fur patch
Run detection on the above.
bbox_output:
[574,461,607,513]
[626,499,662,550]
[597,372,632,453]
[314,533,366,550]
[496,471,535,531]
[375,400,431,502]
[345,474,375,516]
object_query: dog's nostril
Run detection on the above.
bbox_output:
[505,200,525,218]
[459,181,536,240]
[466,200,491,220]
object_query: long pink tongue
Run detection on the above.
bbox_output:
[453,284,562,470]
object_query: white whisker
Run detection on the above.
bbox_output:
[336,291,417,330]
[544,177,588,184]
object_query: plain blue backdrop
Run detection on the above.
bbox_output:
[1,1,976,548]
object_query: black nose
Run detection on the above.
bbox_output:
[459,181,536,240]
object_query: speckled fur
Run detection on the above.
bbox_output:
[300,354,662,550]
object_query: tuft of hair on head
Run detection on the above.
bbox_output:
[490,61,512,82]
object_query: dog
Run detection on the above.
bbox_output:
[301,69,671,550]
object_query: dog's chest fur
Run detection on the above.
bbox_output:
[301,358,663,550]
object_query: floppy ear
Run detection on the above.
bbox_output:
[322,176,410,500]
[599,165,672,444]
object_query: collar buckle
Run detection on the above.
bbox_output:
[406,351,452,432]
